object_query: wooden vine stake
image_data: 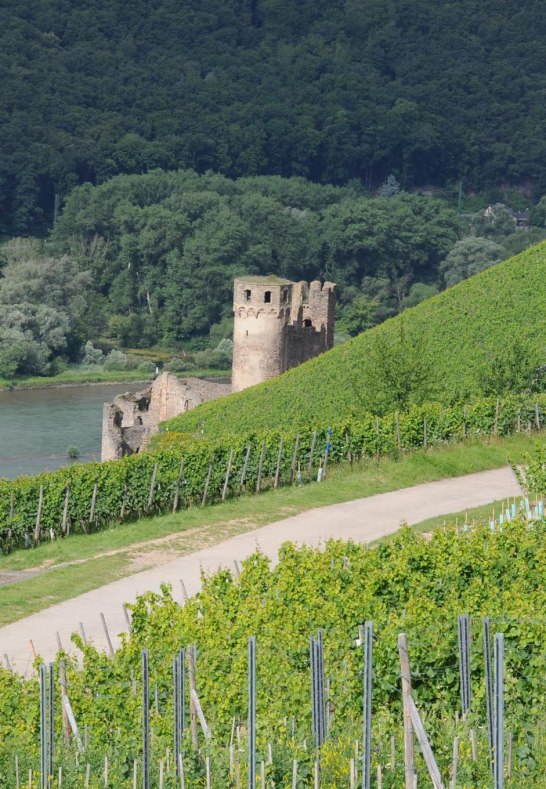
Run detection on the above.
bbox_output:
[291,760,298,789]
[470,729,477,761]
[307,431,317,479]
[187,647,200,751]
[450,736,459,789]
[239,445,251,492]
[494,398,500,435]
[61,487,70,535]
[147,463,159,511]
[172,458,185,513]
[34,485,44,545]
[274,436,284,489]
[222,449,235,501]
[89,483,98,525]
[59,660,71,743]
[7,491,14,546]
[201,459,214,507]
[178,754,186,789]
[390,735,396,770]
[290,435,300,483]
[100,613,115,658]
[255,443,266,493]
[397,633,416,789]
[120,485,127,522]
[409,696,445,789]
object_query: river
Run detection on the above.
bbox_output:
[0,383,146,479]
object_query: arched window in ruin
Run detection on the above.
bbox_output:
[244,289,251,301]
[303,318,313,328]
[264,291,271,303]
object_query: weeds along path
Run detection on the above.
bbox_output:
[1,466,521,675]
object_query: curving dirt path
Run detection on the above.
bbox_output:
[0,466,520,675]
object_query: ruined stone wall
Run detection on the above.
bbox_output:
[232,278,293,392]
[102,278,335,460]
[232,277,336,392]
[101,373,230,461]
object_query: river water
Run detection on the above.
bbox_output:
[0,383,146,479]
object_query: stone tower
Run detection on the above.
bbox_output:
[232,276,336,392]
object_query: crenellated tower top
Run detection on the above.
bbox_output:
[232,276,336,391]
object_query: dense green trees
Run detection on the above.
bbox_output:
[0,239,92,376]
[2,1,546,235]
[1,167,544,372]
[48,169,465,348]
[440,237,505,287]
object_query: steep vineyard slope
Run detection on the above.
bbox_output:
[165,243,546,436]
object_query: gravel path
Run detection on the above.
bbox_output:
[1,466,520,675]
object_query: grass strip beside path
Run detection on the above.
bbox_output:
[0,432,538,627]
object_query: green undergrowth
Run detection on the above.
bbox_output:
[0,514,544,787]
[165,243,546,437]
[0,432,538,627]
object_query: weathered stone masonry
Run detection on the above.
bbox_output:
[231,277,336,392]
[101,277,335,461]
[101,373,230,461]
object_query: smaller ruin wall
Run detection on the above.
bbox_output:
[101,373,230,461]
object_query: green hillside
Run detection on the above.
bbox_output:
[165,243,546,437]
[4,0,546,235]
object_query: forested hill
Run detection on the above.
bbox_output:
[3,0,546,234]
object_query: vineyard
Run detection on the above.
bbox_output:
[0,394,544,553]
[0,507,544,787]
[165,243,546,438]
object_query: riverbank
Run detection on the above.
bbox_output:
[0,367,230,391]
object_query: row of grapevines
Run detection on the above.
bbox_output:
[0,394,544,551]
[0,516,544,786]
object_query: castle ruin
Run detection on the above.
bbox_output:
[232,276,335,391]
[101,277,335,461]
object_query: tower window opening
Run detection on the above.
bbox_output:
[264,291,272,303]
[244,289,251,301]
[282,289,289,303]
[303,318,313,328]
